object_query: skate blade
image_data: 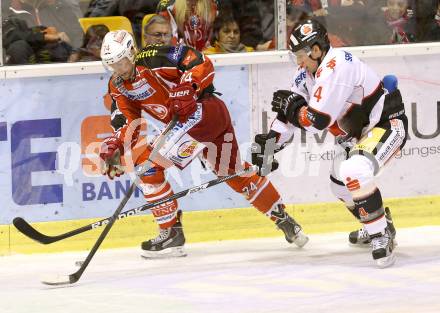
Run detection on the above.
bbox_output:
[293,232,309,248]
[141,246,187,259]
[349,241,371,248]
[376,252,396,268]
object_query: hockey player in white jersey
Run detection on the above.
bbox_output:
[251,19,408,268]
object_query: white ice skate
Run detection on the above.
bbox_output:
[349,207,396,248]
[371,227,396,268]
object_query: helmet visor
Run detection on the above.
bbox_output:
[290,46,312,65]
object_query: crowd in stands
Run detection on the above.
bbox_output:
[1,0,440,65]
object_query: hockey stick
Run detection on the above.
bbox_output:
[41,165,257,286]
[13,116,178,245]
[39,115,178,286]
[13,164,256,245]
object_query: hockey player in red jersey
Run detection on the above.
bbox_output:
[98,30,308,258]
[251,19,408,268]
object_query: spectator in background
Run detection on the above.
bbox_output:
[414,0,440,42]
[203,13,254,54]
[68,24,109,62]
[287,3,311,35]
[84,0,160,46]
[2,1,74,64]
[427,0,440,40]
[231,2,264,49]
[157,0,217,51]
[322,1,368,45]
[84,0,114,17]
[290,0,325,16]
[355,0,393,45]
[143,14,173,46]
[384,0,417,43]
[9,0,84,49]
[255,0,275,51]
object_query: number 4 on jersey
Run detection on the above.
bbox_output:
[313,86,323,102]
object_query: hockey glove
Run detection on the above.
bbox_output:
[169,83,197,123]
[251,130,281,176]
[99,136,125,180]
[271,90,307,127]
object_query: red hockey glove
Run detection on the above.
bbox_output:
[169,83,197,123]
[99,136,124,179]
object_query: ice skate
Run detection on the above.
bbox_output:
[349,207,396,247]
[349,225,371,246]
[141,211,186,259]
[371,226,396,268]
[272,206,309,248]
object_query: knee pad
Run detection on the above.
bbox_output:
[339,155,375,197]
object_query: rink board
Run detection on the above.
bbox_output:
[0,51,439,254]
[0,53,439,225]
[1,195,439,255]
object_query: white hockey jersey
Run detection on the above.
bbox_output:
[271,47,386,142]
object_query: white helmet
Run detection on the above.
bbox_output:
[100,30,136,69]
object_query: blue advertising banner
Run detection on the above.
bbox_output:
[0,66,251,224]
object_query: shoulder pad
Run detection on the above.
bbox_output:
[315,50,351,82]
[135,44,181,68]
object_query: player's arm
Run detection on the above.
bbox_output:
[175,46,215,96]
[267,68,312,144]
[99,81,142,179]
[251,68,310,176]
[251,90,306,176]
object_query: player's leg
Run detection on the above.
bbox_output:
[226,162,309,247]
[135,150,186,258]
[339,154,396,267]
[195,95,308,247]
[330,172,396,247]
[337,117,407,267]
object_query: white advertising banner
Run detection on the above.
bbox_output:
[0,66,251,224]
[252,53,440,204]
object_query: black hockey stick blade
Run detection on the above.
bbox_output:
[13,217,55,244]
[13,217,90,244]
[41,274,79,286]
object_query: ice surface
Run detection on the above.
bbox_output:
[1,227,439,313]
